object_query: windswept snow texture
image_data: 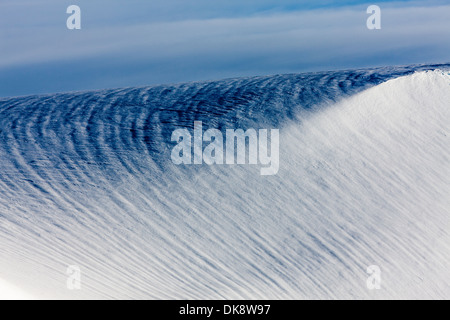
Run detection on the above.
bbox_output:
[0,64,449,299]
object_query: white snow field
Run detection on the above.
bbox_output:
[0,67,449,299]
[0,279,34,300]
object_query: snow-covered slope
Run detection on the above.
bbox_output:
[0,279,34,300]
[0,65,449,299]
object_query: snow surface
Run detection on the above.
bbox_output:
[0,279,34,300]
[0,65,449,299]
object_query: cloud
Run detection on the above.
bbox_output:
[0,1,449,96]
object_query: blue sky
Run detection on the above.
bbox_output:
[0,0,449,97]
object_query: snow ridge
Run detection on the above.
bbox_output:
[0,65,449,299]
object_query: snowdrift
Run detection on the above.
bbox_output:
[0,65,449,299]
